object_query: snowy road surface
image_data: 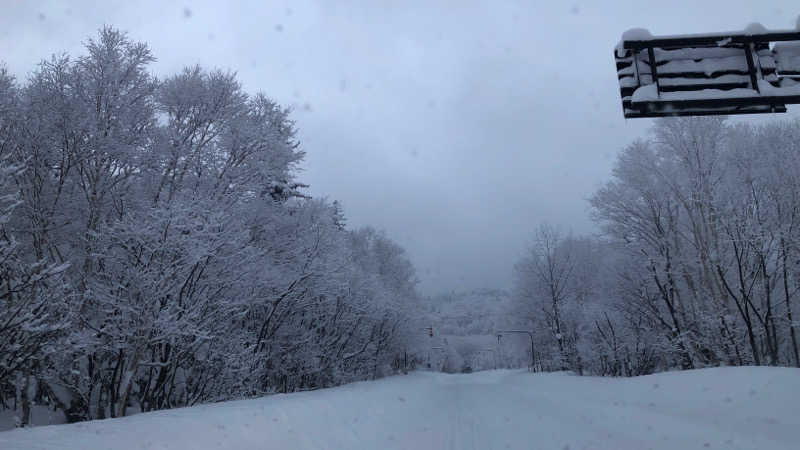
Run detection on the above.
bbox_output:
[1,367,798,450]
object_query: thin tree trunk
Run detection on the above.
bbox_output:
[20,372,32,427]
[116,348,142,417]
[782,240,800,367]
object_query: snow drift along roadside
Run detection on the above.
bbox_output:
[0,367,797,450]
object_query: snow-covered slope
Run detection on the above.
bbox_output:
[423,288,514,337]
[1,367,798,450]
[420,289,530,371]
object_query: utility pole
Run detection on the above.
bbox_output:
[496,334,503,369]
[422,326,434,369]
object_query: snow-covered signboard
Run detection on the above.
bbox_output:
[615,24,800,118]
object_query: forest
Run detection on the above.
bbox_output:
[0,28,422,427]
[511,117,800,376]
[2,27,800,429]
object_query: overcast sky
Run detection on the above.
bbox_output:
[2,1,799,295]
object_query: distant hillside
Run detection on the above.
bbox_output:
[422,288,514,336]
[421,289,527,371]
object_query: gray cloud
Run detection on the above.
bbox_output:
[2,0,798,294]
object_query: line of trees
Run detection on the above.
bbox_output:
[513,117,800,376]
[0,28,422,427]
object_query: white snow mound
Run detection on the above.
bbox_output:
[0,367,797,450]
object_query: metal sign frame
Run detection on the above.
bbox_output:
[616,30,800,118]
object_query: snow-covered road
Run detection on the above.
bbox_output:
[1,367,798,450]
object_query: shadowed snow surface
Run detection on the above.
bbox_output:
[0,367,798,450]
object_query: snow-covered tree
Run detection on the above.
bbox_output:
[0,27,423,426]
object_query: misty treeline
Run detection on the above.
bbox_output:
[0,28,423,426]
[513,117,800,376]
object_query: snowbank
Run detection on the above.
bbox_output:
[0,367,797,450]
